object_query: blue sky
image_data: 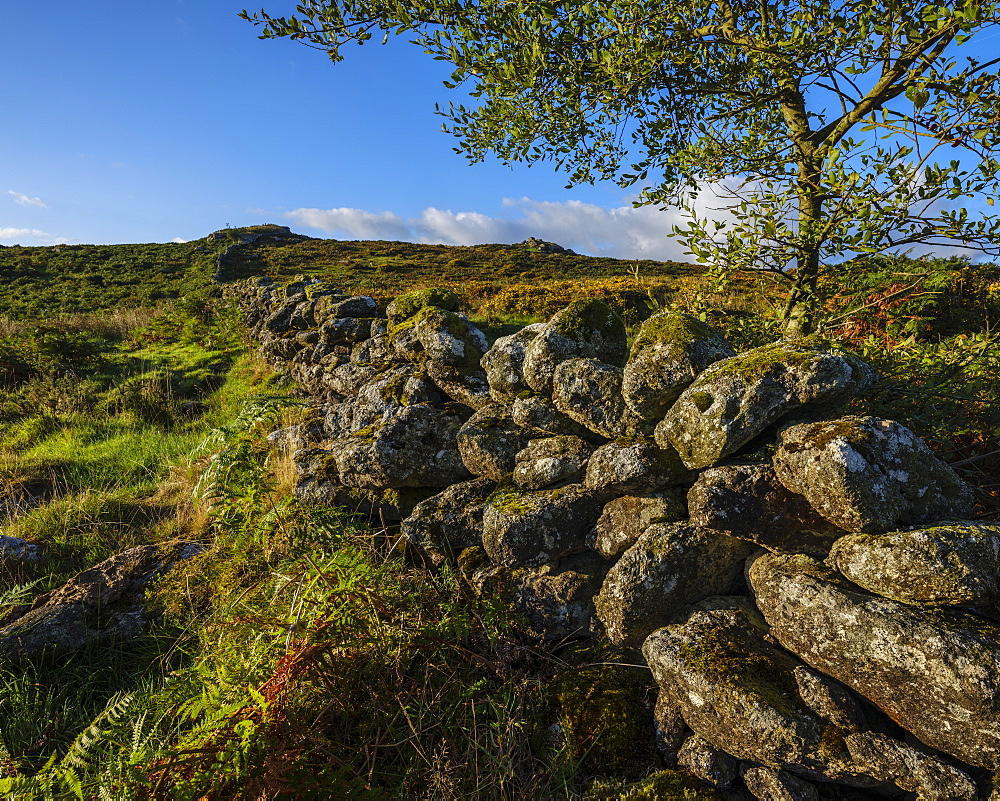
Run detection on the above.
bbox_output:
[2,1,996,261]
[2,1,657,254]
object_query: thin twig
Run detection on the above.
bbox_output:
[951,448,1000,468]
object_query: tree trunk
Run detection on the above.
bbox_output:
[781,165,824,339]
[781,250,820,338]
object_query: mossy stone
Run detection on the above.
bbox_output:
[552,298,626,346]
[661,340,876,470]
[630,312,723,355]
[386,287,460,323]
[543,664,660,780]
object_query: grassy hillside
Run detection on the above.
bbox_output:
[0,224,696,322]
[0,227,997,797]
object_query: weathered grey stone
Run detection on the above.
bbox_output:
[482,483,605,568]
[412,307,489,366]
[748,552,1000,769]
[323,401,378,442]
[317,316,376,346]
[523,299,628,395]
[552,358,650,439]
[352,364,434,410]
[0,542,200,663]
[792,665,866,731]
[401,478,497,567]
[349,334,389,365]
[510,394,600,440]
[591,491,688,559]
[262,295,306,334]
[508,551,611,640]
[481,322,546,402]
[0,535,42,564]
[266,425,300,451]
[741,766,819,801]
[258,334,300,364]
[322,361,384,399]
[623,312,735,420]
[389,318,426,363]
[657,341,876,470]
[678,735,740,789]
[830,522,1000,609]
[319,368,443,446]
[313,294,378,323]
[288,351,322,396]
[334,404,472,489]
[425,359,492,409]
[457,403,540,479]
[641,603,878,787]
[595,523,752,647]
[653,694,688,768]
[774,416,974,534]
[287,297,319,330]
[688,463,843,557]
[584,439,688,494]
[512,436,593,489]
[844,732,978,800]
[341,362,430,408]
[293,446,338,486]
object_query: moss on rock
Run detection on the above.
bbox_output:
[542,664,660,780]
[630,312,721,355]
[386,287,460,322]
[552,298,625,345]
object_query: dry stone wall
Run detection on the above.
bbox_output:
[229,276,998,799]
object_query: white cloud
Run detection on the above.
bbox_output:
[286,207,411,242]
[171,237,188,243]
[285,198,696,260]
[284,188,982,264]
[6,190,47,208]
[0,227,68,245]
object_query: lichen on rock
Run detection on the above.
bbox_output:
[481,322,546,402]
[584,439,688,495]
[386,287,460,323]
[511,393,602,440]
[552,358,651,439]
[595,523,752,647]
[482,481,606,568]
[523,299,628,394]
[687,462,843,557]
[591,491,688,559]
[748,551,1000,769]
[641,602,880,787]
[512,435,594,489]
[657,340,876,470]
[623,312,735,420]
[0,542,203,664]
[401,477,497,566]
[773,415,974,533]
[829,521,1000,608]
[457,402,541,479]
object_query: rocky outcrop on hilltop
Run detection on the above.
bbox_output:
[227,277,992,799]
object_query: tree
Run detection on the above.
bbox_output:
[241,0,1000,335]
